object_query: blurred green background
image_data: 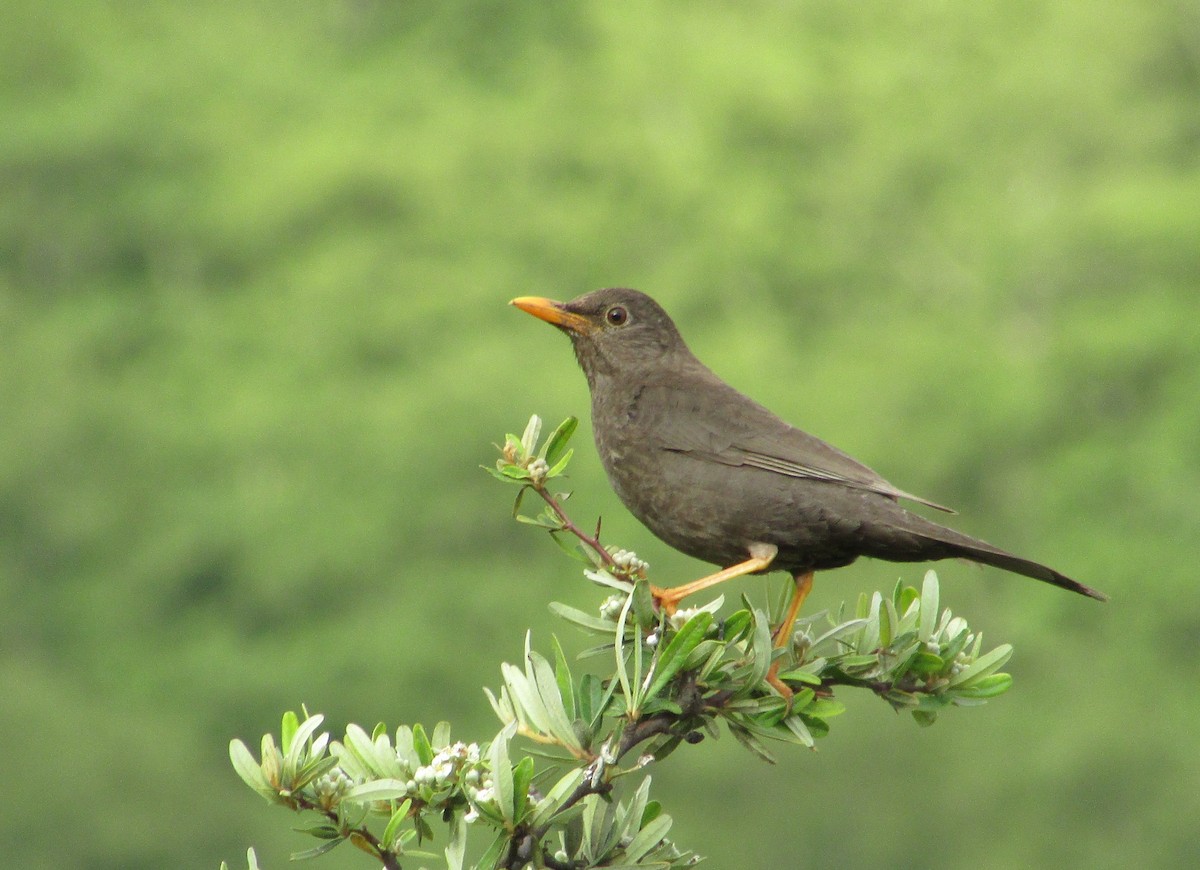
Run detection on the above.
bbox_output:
[3,2,1198,867]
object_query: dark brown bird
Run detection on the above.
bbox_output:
[511,289,1105,691]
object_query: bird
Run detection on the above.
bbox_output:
[510,288,1106,695]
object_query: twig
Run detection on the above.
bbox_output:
[531,483,622,572]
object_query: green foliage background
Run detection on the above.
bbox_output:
[3,2,1198,867]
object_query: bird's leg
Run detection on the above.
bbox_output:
[766,571,815,702]
[651,543,777,615]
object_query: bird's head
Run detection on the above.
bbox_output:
[510,288,691,384]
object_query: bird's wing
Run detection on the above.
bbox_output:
[641,379,955,513]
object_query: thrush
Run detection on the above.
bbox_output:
[511,289,1105,695]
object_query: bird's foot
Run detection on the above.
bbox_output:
[766,662,795,711]
[648,546,779,616]
[649,585,678,616]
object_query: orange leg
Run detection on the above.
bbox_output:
[766,571,815,701]
[652,543,777,615]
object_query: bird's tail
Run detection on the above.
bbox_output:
[876,513,1108,602]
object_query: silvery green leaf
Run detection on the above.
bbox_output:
[585,568,635,592]
[948,643,1014,687]
[748,609,773,686]
[444,810,466,870]
[619,777,653,845]
[521,415,542,457]
[528,768,586,828]
[549,601,618,635]
[613,593,636,708]
[488,722,518,823]
[502,661,551,736]
[531,648,582,749]
[283,714,326,779]
[808,618,868,651]
[782,714,814,748]
[393,725,418,771]
[834,654,878,671]
[229,739,275,797]
[431,721,451,750]
[624,812,673,863]
[345,779,412,803]
[515,513,561,528]
[919,571,939,642]
[552,635,577,721]
[293,754,340,791]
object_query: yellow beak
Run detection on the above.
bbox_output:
[510,296,594,335]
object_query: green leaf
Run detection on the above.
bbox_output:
[290,839,343,860]
[541,416,579,464]
[643,611,713,701]
[546,447,574,478]
[631,578,657,626]
[280,711,300,756]
[295,823,342,840]
[381,800,413,850]
[412,723,434,766]
[774,668,822,686]
[954,672,1013,698]
[476,831,509,870]
[722,609,753,641]
[908,651,945,675]
[512,755,536,820]
[804,698,846,719]
[912,709,938,727]
[550,529,592,562]
[624,810,673,863]
[727,721,778,763]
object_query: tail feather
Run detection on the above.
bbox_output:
[877,514,1108,602]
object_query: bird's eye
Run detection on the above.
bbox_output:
[605,305,629,326]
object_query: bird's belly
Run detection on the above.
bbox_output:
[601,444,865,573]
